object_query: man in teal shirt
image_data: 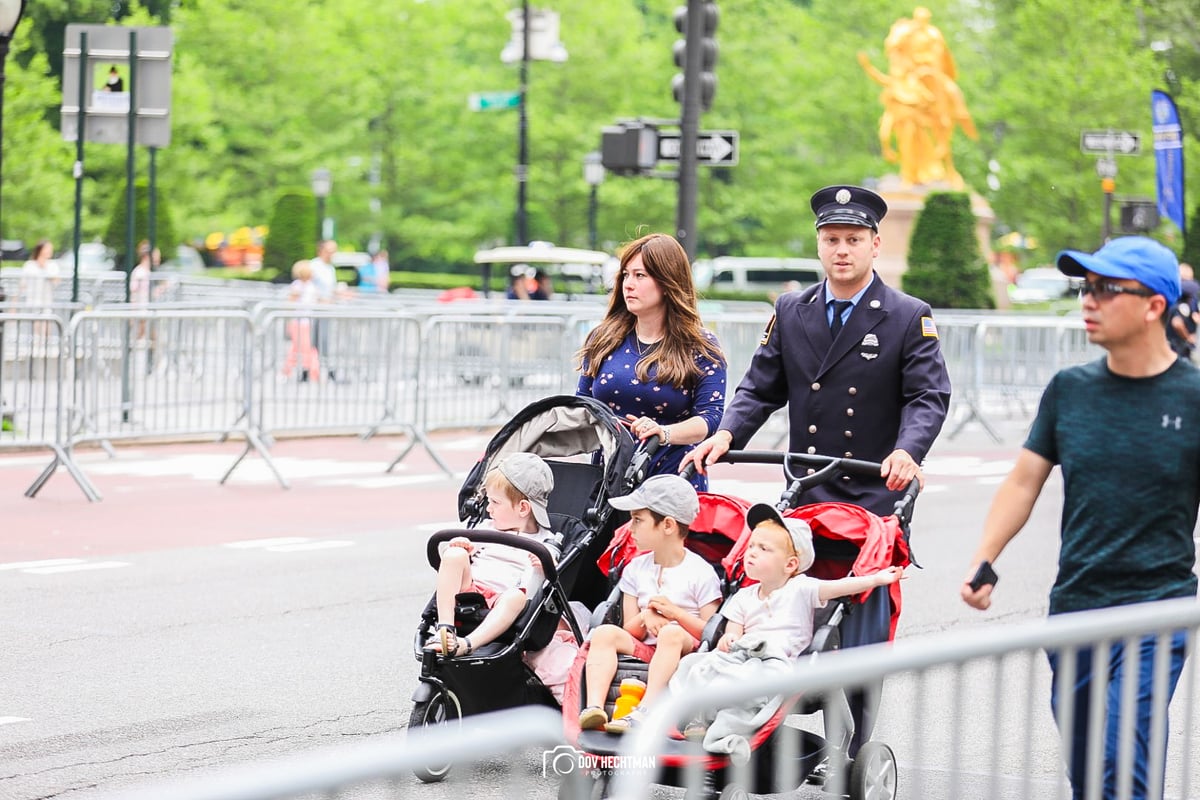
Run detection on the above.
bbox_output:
[961,236,1198,800]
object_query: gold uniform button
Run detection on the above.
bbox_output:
[844,431,853,438]
[844,451,853,458]
[846,408,855,417]
[807,446,816,454]
[811,382,821,391]
[848,387,858,395]
[808,425,817,434]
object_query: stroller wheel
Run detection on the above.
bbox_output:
[408,689,463,783]
[848,741,898,800]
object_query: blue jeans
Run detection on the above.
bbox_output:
[1047,630,1189,800]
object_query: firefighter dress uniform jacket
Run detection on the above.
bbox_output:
[719,274,951,516]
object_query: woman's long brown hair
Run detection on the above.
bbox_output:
[576,233,724,388]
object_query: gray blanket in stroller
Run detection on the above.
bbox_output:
[669,633,793,760]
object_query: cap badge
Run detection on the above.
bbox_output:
[835,189,852,205]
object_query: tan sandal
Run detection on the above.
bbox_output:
[422,623,457,654]
[578,706,608,730]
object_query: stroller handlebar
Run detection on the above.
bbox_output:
[720,449,921,528]
[425,529,559,583]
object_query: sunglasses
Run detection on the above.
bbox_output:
[1078,280,1155,301]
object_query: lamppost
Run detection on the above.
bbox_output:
[310,167,331,244]
[583,151,604,252]
[0,0,27,246]
[500,4,566,247]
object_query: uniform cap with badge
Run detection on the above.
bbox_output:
[811,185,889,232]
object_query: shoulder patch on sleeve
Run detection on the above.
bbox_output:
[759,314,777,346]
[921,316,938,338]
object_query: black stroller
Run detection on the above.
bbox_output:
[409,395,648,782]
[562,450,918,800]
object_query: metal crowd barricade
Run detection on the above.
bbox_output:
[419,314,576,434]
[235,307,450,484]
[944,316,1099,442]
[0,310,99,500]
[608,599,1200,800]
[101,706,568,800]
[63,308,260,499]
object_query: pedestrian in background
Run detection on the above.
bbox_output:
[683,184,951,754]
[575,232,727,491]
[20,240,59,311]
[962,236,1198,800]
[20,240,60,342]
[308,240,339,381]
[1167,261,1198,362]
[282,260,321,383]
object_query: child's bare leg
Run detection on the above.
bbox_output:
[584,624,637,708]
[462,588,526,649]
[642,624,697,706]
[434,547,472,624]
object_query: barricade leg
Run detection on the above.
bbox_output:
[24,444,102,502]
[384,426,454,477]
[220,429,290,490]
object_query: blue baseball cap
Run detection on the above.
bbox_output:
[1056,236,1180,304]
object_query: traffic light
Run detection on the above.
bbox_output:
[672,1,718,112]
[600,122,659,175]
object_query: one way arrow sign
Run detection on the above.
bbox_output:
[1080,130,1141,156]
[657,131,739,166]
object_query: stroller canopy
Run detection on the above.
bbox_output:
[458,395,636,521]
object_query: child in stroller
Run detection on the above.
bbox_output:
[423,452,560,658]
[408,395,639,783]
[561,450,916,800]
[669,503,903,760]
[577,474,724,734]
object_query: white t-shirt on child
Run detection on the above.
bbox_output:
[618,550,723,644]
[466,527,559,595]
[721,575,826,658]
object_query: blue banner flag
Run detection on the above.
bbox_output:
[1152,89,1186,236]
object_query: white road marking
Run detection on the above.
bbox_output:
[0,559,86,571]
[265,541,354,553]
[0,717,31,726]
[223,537,311,549]
[22,561,130,574]
[416,521,470,532]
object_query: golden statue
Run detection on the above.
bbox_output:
[858,7,978,187]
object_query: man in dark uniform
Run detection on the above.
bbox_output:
[683,184,951,754]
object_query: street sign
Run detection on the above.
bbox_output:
[1095,157,1118,179]
[657,130,739,166]
[1080,130,1141,156]
[468,90,521,112]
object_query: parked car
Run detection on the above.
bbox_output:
[473,242,613,298]
[692,256,825,294]
[1009,267,1076,304]
[59,243,117,274]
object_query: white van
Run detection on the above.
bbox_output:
[693,256,825,294]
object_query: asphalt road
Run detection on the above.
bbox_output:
[0,418,1195,800]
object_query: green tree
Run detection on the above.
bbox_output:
[902,192,994,309]
[263,190,317,274]
[1183,202,1200,268]
[104,180,177,267]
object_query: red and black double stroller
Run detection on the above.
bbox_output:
[560,450,918,800]
[408,395,651,782]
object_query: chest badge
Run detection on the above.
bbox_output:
[859,333,880,361]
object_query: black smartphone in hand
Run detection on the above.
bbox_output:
[969,560,999,592]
